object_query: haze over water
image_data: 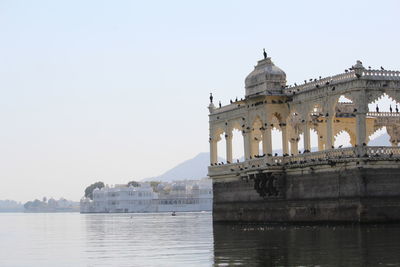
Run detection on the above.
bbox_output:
[1,212,400,266]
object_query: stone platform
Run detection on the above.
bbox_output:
[211,147,400,223]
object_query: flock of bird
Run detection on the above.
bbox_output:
[212,150,400,172]
[216,65,389,107]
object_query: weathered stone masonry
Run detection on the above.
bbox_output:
[208,55,400,222]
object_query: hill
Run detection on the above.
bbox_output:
[142,152,212,182]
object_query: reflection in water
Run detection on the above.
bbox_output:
[84,213,214,266]
[1,213,400,266]
[0,212,214,267]
[213,223,400,266]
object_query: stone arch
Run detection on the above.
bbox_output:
[384,90,400,105]
[226,119,245,162]
[367,92,399,113]
[211,126,225,142]
[334,128,355,148]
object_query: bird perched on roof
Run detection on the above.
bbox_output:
[381,66,385,70]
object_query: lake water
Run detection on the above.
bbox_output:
[1,212,400,266]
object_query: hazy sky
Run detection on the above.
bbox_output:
[1,0,400,202]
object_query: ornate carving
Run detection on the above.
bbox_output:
[251,173,283,199]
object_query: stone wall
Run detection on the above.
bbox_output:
[212,161,400,223]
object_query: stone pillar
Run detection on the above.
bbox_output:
[356,114,367,146]
[243,131,251,160]
[350,134,356,147]
[290,140,299,155]
[326,117,334,149]
[318,137,324,151]
[356,90,367,146]
[210,139,218,164]
[303,121,311,151]
[281,125,289,155]
[262,127,272,155]
[225,134,233,163]
[249,132,259,157]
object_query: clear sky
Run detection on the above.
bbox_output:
[1,0,399,202]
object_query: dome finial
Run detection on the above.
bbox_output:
[263,48,267,59]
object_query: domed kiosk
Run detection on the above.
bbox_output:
[245,57,286,98]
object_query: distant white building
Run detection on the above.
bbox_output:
[80,178,212,213]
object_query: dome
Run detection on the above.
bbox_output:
[245,57,286,97]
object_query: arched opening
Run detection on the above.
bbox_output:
[368,93,399,113]
[367,93,400,146]
[334,130,352,148]
[310,129,319,152]
[216,133,226,162]
[271,128,282,155]
[338,95,353,103]
[270,115,282,155]
[368,127,391,146]
[232,128,244,162]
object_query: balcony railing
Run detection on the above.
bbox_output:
[208,146,400,176]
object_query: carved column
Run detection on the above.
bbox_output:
[210,138,218,164]
[350,134,356,147]
[262,126,272,155]
[356,90,367,146]
[281,125,289,155]
[318,136,324,151]
[326,117,334,149]
[303,121,311,151]
[290,140,299,155]
[225,133,233,163]
[250,132,259,157]
[243,131,251,160]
